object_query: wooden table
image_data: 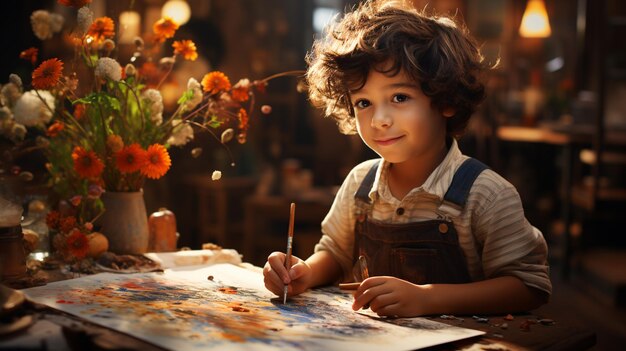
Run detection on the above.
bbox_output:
[427,312,596,350]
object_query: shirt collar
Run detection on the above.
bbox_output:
[369,138,465,202]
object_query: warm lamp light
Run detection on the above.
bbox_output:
[162,0,191,26]
[119,11,140,44]
[519,0,551,38]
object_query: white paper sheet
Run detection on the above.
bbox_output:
[23,263,484,351]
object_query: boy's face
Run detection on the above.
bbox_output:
[350,68,448,164]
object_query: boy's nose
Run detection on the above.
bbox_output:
[371,106,392,128]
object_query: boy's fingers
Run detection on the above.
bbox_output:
[264,266,286,289]
[368,292,396,313]
[373,302,401,317]
[288,261,307,280]
[267,252,290,283]
[267,251,285,266]
[352,293,372,311]
[355,277,384,296]
[353,284,381,310]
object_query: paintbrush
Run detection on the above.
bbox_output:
[283,202,296,304]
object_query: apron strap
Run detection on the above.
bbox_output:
[354,159,381,204]
[439,158,489,217]
[353,159,381,267]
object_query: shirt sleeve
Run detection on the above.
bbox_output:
[473,182,552,296]
[314,166,362,282]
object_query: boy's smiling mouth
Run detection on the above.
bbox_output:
[374,135,404,146]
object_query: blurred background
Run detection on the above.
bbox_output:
[1,1,625,348]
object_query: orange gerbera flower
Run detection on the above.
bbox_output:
[201,71,231,95]
[72,146,104,178]
[66,229,90,260]
[46,121,65,137]
[141,144,171,179]
[19,47,38,65]
[115,143,146,173]
[172,40,198,61]
[73,103,86,120]
[32,58,64,90]
[57,0,92,7]
[87,17,115,42]
[238,108,249,130]
[59,216,77,233]
[153,17,179,40]
[231,86,249,102]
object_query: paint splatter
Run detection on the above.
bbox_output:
[56,299,74,304]
[218,287,238,294]
[228,302,250,312]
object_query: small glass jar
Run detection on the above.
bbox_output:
[0,224,27,281]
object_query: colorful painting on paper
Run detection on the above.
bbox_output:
[23,264,483,351]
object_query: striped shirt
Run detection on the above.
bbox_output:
[315,139,552,296]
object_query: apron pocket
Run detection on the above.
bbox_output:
[390,248,446,285]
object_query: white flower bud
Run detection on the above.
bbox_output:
[13,90,55,127]
[9,74,22,89]
[142,89,163,125]
[124,64,137,77]
[95,57,122,82]
[77,6,93,34]
[31,10,52,40]
[167,119,194,146]
[49,13,64,33]
[183,77,203,111]
[211,170,222,181]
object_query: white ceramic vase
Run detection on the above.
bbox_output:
[99,190,149,254]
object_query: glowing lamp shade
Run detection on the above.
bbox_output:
[162,0,191,26]
[519,0,551,38]
[119,11,140,44]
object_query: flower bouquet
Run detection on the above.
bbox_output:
[5,0,299,262]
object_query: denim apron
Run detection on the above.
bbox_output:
[353,158,488,285]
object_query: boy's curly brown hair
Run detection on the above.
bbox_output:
[306,0,489,136]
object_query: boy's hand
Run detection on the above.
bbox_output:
[352,276,432,317]
[263,251,312,298]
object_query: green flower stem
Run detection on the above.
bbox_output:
[187,120,235,166]
[155,56,176,90]
[96,102,108,152]
[258,70,305,83]
[178,95,214,122]
[119,80,145,136]
[159,102,184,137]
[61,109,96,146]
[111,82,131,132]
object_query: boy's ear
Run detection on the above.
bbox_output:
[442,107,456,118]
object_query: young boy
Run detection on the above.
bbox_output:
[263,0,551,317]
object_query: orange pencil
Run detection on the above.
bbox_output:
[339,282,361,290]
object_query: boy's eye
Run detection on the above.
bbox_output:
[354,99,370,109]
[392,94,409,103]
